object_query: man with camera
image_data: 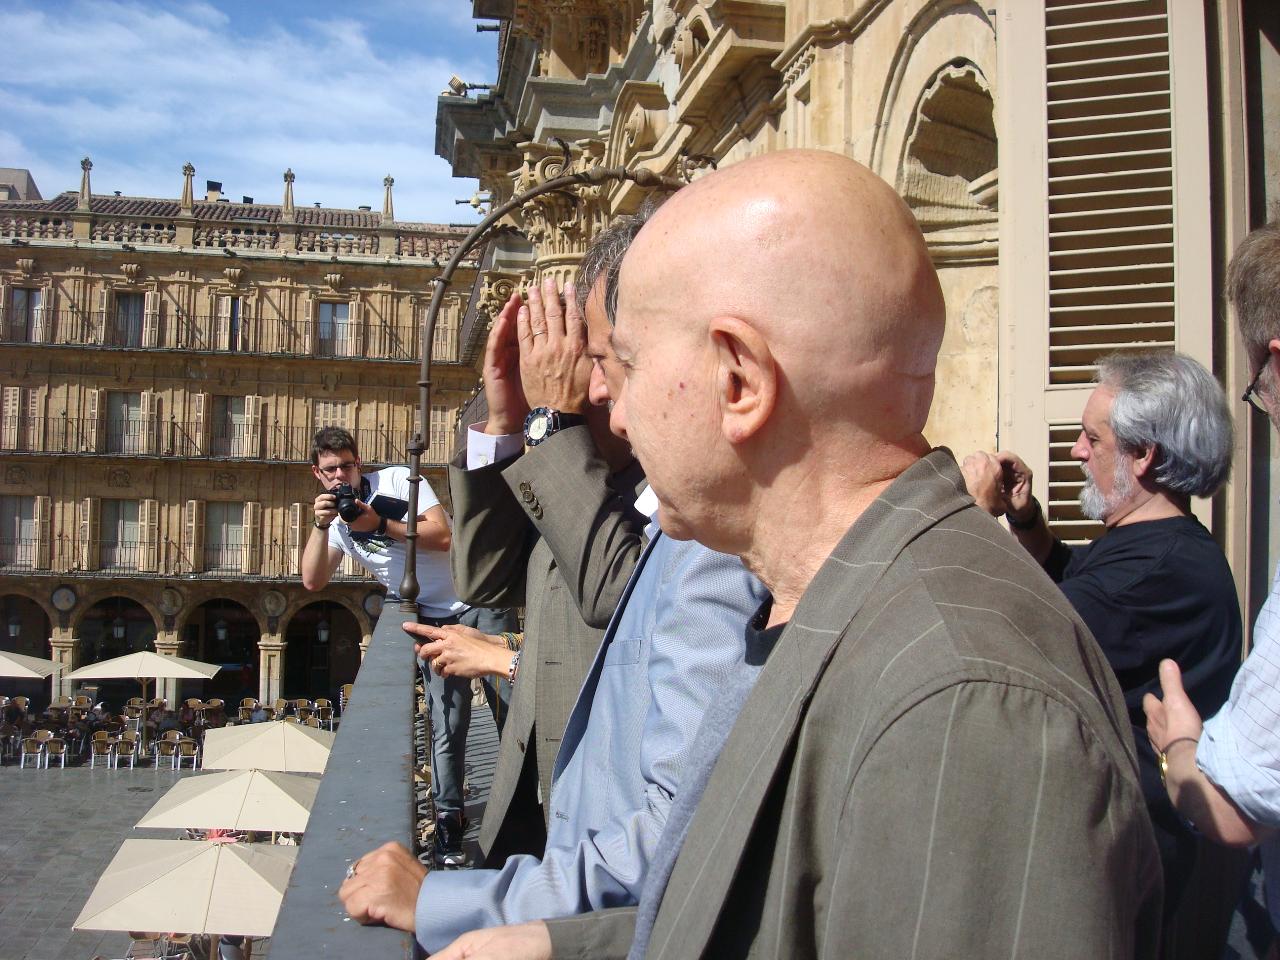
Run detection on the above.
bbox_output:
[302,426,514,866]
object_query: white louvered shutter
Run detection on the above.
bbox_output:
[0,386,19,450]
[0,281,7,339]
[143,290,161,347]
[184,499,205,572]
[242,501,262,574]
[998,0,1212,545]
[303,297,316,354]
[244,395,263,458]
[139,498,160,572]
[192,392,210,456]
[32,284,52,343]
[289,502,304,576]
[33,495,51,568]
[348,299,365,357]
[79,497,100,570]
[140,390,159,455]
[84,387,105,452]
[95,287,110,343]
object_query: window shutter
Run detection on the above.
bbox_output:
[184,499,205,572]
[348,298,365,357]
[140,389,159,455]
[303,296,316,354]
[0,386,19,450]
[241,500,262,574]
[289,502,304,576]
[214,295,232,351]
[33,495,51,568]
[192,392,210,456]
[139,498,160,571]
[0,282,7,339]
[999,0,1213,543]
[243,395,263,458]
[83,387,104,452]
[34,284,53,343]
[239,295,254,352]
[142,289,161,348]
[95,287,110,343]
[428,404,450,463]
[79,497,100,570]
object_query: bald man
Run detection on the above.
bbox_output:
[433,150,1161,960]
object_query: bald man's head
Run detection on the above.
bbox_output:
[609,150,945,546]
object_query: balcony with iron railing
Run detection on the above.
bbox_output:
[0,536,375,581]
[1,417,450,468]
[0,310,461,363]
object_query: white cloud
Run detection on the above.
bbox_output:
[0,0,495,223]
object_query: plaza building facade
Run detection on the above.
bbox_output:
[437,0,1279,619]
[0,159,485,708]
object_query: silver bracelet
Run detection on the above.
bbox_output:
[507,651,521,684]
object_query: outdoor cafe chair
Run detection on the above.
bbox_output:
[34,728,55,744]
[314,702,335,730]
[89,738,116,769]
[272,698,289,720]
[237,706,255,723]
[175,737,200,769]
[339,682,353,713]
[117,732,140,769]
[155,738,181,769]
[0,695,8,709]
[240,697,258,709]
[50,695,71,711]
[0,722,17,759]
[11,695,29,712]
[44,737,67,768]
[19,737,44,768]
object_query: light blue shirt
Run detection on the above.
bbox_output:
[413,523,768,952]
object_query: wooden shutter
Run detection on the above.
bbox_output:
[183,499,205,572]
[33,495,51,568]
[243,395,263,458]
[192,392,210,456]
[303,296,316,354]
[79,497,100,570]
[348,298,364,357]
[0,281,7,339]
[95,287,110,343]
[83,387,104,452]
[241,501,262,574]
[32,284,53,343]
[289,502,304,576]
[142,289,161,347]
[0,386,19,450]
[998,0,1213,542]
[239,295,254,351]
[139,498,160,571]
[214,295,232,351]
[140,390,159,455]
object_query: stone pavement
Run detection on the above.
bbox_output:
[0,765,196,960]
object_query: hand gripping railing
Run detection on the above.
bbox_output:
[396,153,683,615]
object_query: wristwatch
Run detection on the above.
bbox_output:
[524,407,587,446]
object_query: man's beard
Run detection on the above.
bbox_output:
[1079,454,1136,522]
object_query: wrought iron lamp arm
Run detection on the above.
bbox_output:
[397,162,683,613]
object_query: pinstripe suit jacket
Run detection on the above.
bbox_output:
[547,449,1162,960]
[448,425,647,862]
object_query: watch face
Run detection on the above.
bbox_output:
[527,414,550,443]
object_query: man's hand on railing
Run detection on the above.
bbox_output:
[431,921,552,960]
[338,841,426,933]
[405,622,511,679]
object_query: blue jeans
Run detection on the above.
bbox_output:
[420,605,518,819]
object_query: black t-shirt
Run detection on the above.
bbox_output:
[1046,516,1241,813]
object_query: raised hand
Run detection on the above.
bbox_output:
[484,293,531,436]
[517,276,590,414]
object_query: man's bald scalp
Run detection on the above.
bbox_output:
[619,150,945,439]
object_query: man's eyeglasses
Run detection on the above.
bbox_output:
[317,461,358,477]
[1243,363,1269,415]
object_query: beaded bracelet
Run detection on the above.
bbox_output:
[508,651,522,684]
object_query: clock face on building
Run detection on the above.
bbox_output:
[51,586,77,612]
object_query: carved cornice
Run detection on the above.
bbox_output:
[511,139,609,261]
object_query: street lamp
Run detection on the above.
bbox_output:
[214,620,228,643]
[111,617,126,642]
[7,613,19,641]
[317,618,330,645]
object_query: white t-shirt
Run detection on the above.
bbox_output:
[327,466,465,618]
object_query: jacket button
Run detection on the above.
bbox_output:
[516,738,526,752]
[521,489,534,503]
[531,504,543,519]
[518,482,531,493]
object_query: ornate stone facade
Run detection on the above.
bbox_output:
[0,160,483,705]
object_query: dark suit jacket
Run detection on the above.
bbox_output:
[449,424,646,863]
[546,449,1162,959]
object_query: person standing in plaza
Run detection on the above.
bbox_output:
[301,426,515,866]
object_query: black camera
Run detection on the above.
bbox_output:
[333,482,363,522]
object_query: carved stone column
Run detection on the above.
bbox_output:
[153,632,181,705]
[49,627,76,701]
[359,631,373,661]
[511,139,609,283]
[259,636,285,705]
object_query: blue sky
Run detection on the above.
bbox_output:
[0,0,497,224]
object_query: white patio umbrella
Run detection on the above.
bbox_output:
[65,650,220,707]
[74,839,297,937]
[201,720,334,774]
[136,769,319,833]
[0,650,60,679]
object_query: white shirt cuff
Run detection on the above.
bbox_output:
[466,423,523,470]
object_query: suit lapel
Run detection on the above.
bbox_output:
[649,450,974,960]
[551,526,663,783]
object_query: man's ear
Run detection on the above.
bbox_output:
[1268,338,1280,381]
[708,316,776,444]
[1131,443,1159,481]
